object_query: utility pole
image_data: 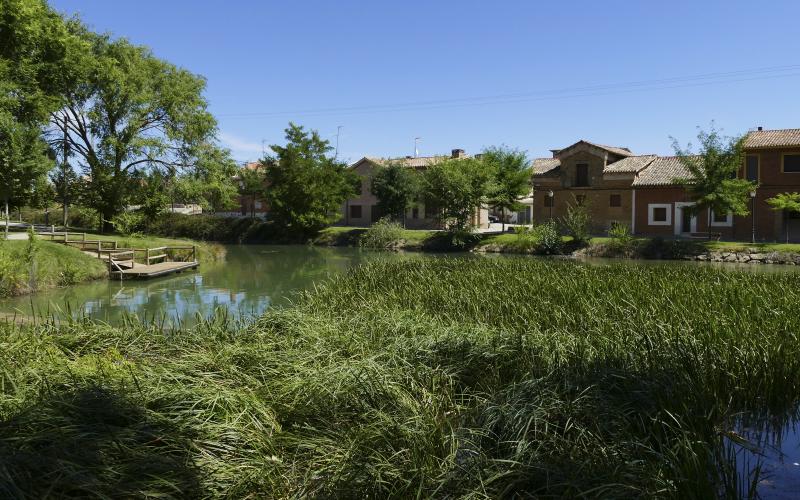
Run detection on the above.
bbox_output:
[335,126,343,159]
[414,137,421,158]
[62,114,70,227]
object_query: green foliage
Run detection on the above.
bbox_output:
[423,157,492,232]
[767,192,800,243]
[359,217,405,248]
[110,211,146,237]
[533,220,563,254]
[143,213,278,243]
[482,146,531,228]
[560,199,591,244]
[263,123,359,235]
[671,125,756,220]
[607,221,634,254]
[371,162,421,222]
[1,259,796,496]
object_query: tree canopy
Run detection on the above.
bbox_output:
[263,123,359,235]
[482,146,531,230]
[671,126,756,225]
[767,192,800,243]
[423,157,492,232]
[371,162,421,223]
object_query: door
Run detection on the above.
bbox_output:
[674,203,697,236]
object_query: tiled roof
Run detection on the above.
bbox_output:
[743,128,800,149]
[633,155,699,186]
[360,155,453,168]
[555,140,634,159]
[603,155,656,174]
[531,157,561,176]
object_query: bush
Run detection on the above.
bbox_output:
[512,225,538,251]
[143,213,280,243]
[561,202,591,244]
[110,211,146,237]
[68,206,101,230]
[533,220,563,254]
[359,217,405,249]
[607,221,634,255]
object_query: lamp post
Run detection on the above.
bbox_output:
[548,190,554,220]
[750,190,757,243]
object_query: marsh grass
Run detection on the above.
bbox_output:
[1,258,798,497]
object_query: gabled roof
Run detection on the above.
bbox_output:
[603,154,657,174]
[633,156,699,186]
[554,140,633,159]
[743,128,800,149]
[353,155,456,169]
[531,157,560,176]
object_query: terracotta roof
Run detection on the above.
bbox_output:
[743,128,800,149]
[531,157,561,176]
[555,140,633,159]
[358,155,456,168]
[603,155,657,174]
[633,155,699,186]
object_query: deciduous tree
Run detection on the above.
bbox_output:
[767,192,800,243]
[423,157,492,232]
[371,161,421,224]
[483,146,531,232]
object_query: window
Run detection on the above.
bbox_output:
[609,194,622,207]
[349,205,362,218]
[648,203,672,226]
[575,163,589,187]
[254,201,262,210]
[710,210,733,227]
[746,155,759,182]
[575,195,587,206]
[544,195,554,207]
[412,207,419,219]
[783,154,800,173]
[424,202,439,219]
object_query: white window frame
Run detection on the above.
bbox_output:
[710,209,733,227]
[648,203,672,226]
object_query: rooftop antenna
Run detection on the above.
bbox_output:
[335,125,343,158]
[414,137,421,158]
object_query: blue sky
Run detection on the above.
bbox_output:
[51,0,800,163]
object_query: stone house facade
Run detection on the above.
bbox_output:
[532,128,800,242]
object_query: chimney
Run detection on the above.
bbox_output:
[757,126,763,131]
[451,148,466,158]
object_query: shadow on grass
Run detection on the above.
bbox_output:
[0,385,200,498]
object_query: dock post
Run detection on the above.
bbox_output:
[192,245,196,263]
[82,233,86,242]
[146,248,150,265]
[97,241,101,258]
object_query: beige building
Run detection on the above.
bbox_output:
[341,149,489,229]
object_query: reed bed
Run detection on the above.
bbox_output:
[1,257,799,498]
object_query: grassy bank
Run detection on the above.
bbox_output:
[1,258,798,497]
[0,239,107,297]
[79,233,226,264]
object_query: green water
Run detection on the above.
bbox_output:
[0,245,435,325]
[1,244,796,326]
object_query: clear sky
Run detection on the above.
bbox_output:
[50,0,800,164]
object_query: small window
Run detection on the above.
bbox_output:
[254,201,262,210]
[712,211,727,223]
[710,210,733,227]
[424,203,439,219]
[648,203,672,226]
[349,205,362,218]
[544,195,554,207]
[609,194,621,207]
[746,155,759,182]
[576,195,587,206]
[784,154,800,173]
[412,207,419,219]
[575,164,589,187]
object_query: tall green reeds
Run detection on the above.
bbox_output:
[1,258,798,497]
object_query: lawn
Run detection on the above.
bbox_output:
[1,258,797,497]
[0,239,107,297]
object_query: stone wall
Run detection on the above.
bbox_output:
[686,250,800,265]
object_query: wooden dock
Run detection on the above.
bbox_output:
[36,229,199,280]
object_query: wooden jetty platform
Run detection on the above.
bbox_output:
[36,229,199,280]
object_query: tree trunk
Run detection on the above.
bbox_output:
[501,207,505,233]
[707,209,712,240]
[786,209,790,244]
[4,198,8,239]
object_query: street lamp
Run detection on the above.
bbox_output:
[547,190,554,220]
[750,190,757,243]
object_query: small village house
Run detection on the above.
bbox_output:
[341,149,489,229]
[532,128,800,242]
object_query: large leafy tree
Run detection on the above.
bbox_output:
[49,32,220,232]
[171,144,239,214]
[371,161,421,224]
[0,0,79,235]
[263,123,359,235]
[671,126,756,236]
[423,157,492,232]
[767,192,800,243]
[483,146,531,231]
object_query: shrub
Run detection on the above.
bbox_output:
[607,221,634,255]
[69,206,102,230]
[533,220,562,254]
[561,202,591,244]
[359,217,404,249]
[143,213,279,243]
[110,211,146,237]
[512,225,538,251]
